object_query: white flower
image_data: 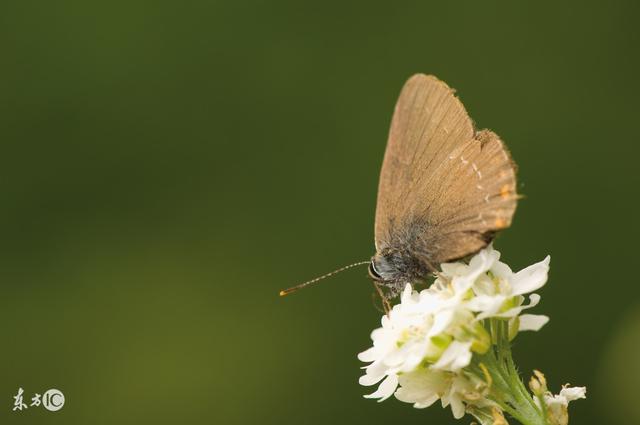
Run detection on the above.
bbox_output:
[395,368,494,419]
[540,385,587,425]
[358,245,552,413]
[546,385,587,406]
[441,245,551,333]
[394,368,449,409]
[357,284,467,401]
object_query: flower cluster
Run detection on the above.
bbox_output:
[358,245,563,421]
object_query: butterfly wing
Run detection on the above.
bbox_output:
[374,74,517,266]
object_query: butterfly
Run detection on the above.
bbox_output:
[281,74,517,304]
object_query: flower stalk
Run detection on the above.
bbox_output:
[471,320,547,425]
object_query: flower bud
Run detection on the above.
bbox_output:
[529,369,547,396]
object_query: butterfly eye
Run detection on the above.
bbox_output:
[368,261,383,281]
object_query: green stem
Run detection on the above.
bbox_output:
[473,319,548,425]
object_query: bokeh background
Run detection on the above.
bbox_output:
[1,1,639,424]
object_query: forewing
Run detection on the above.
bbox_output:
[374,74,517,265]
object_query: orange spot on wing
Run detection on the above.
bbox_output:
[500,185,510,199]
[495,218,507,228]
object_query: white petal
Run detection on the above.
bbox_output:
[412,395,440,409]
[399,351,424,372]
[511,256,550,295]
[401,284,414,303]
[433,340,472,371]
[395,372,442,407]
[451,275,475,293]
[448,246,499,292]
[359,374,381,386]
[469,294,506,320]
[395,378,440,408]
[357,347,378,362]
[468,246,500,276]
[473,275,496,296]
[449,396,466,419]
[382,354,404,369]
[427,309,455,337]
[559,386,587,402]
[527,293,541,306]
[490,260,513,280]
[519,314,549,331]
[544,393,565,407]
[441,384,467,419]
[495,294,541,318]
[441,262,464,276]
[359,361,388,386]
[370,327,386,341]
[363,374,398,401]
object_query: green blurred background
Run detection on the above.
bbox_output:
[1,1,639,424]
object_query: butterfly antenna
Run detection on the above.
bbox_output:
[279,261,370,297]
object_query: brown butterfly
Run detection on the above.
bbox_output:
[281,74,517,302]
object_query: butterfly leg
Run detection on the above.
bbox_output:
[370,291,385,314]
[373,282,392,315]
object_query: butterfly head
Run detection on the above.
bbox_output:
[368,253,394,282]
[368,248,429,294]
